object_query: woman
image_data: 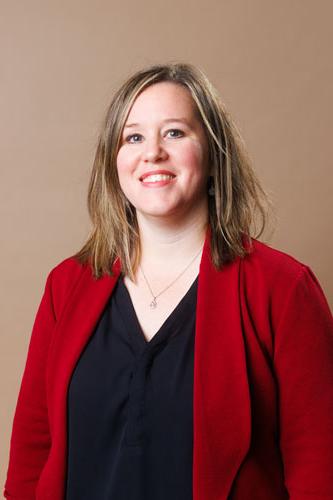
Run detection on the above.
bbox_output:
[4,63,333,499]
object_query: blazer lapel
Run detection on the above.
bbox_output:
[193,235,251,499]
[45,259,121,497]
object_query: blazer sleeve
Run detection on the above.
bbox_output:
[4,270,56,499]
[273,265,333,499]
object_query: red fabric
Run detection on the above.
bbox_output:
[4,235,333,499]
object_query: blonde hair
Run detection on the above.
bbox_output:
[75,62,273,278]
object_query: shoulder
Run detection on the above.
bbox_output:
[45,256,120,319]
[242,238,309,285]
[239,238,315,309]
[240,239,332,318]
[46,256,90,319]
[49,255,87,281]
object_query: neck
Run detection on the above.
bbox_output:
[137,206,208,272]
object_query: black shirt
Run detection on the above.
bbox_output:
[66,276,198,500]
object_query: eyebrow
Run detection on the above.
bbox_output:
[123,117,191,129]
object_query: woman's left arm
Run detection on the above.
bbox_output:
[4,270,56,499]
[274,265,333,499]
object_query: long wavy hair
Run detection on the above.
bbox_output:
[75,62,274,279]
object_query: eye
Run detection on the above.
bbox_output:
[125,133,143,144]
[165,129,184,138]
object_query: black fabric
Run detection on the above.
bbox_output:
[66,275,198,500]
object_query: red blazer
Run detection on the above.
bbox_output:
[4,235,333,499]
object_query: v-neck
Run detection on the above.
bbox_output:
[116,276,198,351]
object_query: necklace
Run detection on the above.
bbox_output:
[140,247,203,310]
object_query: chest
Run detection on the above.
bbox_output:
[123,265,200,342]
[66,282,196,498]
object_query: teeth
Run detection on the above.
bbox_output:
[142,174,174,183]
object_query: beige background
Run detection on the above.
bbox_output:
[1,0,332,488]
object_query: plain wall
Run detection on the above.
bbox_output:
[1,0,332,488]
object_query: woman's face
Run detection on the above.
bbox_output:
[116,81,210,222]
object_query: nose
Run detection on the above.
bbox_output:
[141,135,168,163]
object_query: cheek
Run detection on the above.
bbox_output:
[188,136,207,161]
[180,141,208,175]
[116,149,130,175]
[115,151,135,197]
[116,145,140,174]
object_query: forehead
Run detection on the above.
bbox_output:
[125,81,198,122]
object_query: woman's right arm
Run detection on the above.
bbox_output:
[4,270,56,499]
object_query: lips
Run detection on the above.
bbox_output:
[140,169,176,182]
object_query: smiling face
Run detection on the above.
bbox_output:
[116,81,210,224]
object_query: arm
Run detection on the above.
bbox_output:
[4,271,56,499]
[274,266,333,499]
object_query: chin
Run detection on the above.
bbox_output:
[136,204,181,219]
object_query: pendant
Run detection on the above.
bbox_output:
[150,298,157,309]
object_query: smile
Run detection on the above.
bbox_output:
[141,174,175,183]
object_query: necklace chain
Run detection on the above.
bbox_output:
[140,247,203,310]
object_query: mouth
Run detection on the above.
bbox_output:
[140,170,176,184]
